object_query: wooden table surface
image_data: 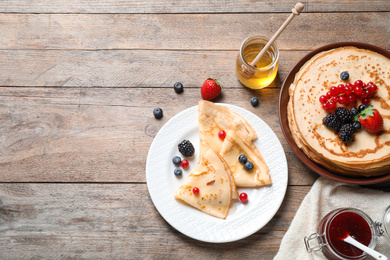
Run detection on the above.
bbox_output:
[0,1,389,259]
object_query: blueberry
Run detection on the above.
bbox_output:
[174,168,183,177]
[352,121,362,131]
[244,161,254,171]
[358,104,367,113]
[153,107,163,119]
[340,71,350,81]
[350,107,359,117]
[238,154,247,164]
[250,97,259,107]
[172,156,181,166]
[173,82,184,93]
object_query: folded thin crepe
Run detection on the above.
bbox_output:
[219,130,271,187]
[198,100,257,156]
[174,148,235,219]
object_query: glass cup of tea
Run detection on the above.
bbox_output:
[236,35,279,89]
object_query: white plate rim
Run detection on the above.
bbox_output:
[146,103,288,243]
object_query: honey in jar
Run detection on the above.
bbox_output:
[236,35,279,89]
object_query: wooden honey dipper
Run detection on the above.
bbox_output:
[242,2,305,77]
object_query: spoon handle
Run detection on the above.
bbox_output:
[344,236,388,260]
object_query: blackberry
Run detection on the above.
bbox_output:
[322,113,342,132]
[238,154,247,164]
[153,107,163,119]
[250,97,259,107]
[178,140,195,157]
[338,124,355,143]
[350,107,359,117]
[340,71,350,81]
[172,156,181,166]
[173,82,184,93]
[335,107,353,123]
[244,161,254,171]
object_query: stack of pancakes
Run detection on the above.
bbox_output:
[288,46,390,177]
[174,101,272,218]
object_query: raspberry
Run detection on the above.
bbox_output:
[323,113,342,132]
[338,124,355,143]
[178,140,195,157]
[335,107,353,124]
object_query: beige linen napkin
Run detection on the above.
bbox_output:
[274,176,390,259]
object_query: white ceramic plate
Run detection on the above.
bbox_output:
[146,104,288,243]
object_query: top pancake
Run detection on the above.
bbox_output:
[288,46,390,175]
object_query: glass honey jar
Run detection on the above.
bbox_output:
[236,35,279,89]
[304,206,390,260]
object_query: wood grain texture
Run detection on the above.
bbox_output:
[0,86,318,184]
[0,0,389,13]
[1,13,389,50]
[1,1,389,258]
[0,184,311,259]
[0,50,303,87]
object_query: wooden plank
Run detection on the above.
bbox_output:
[0,0,389,13]
[0,49,303,87]
[1,13,389,50]
[0,86,318,185]
[0,184,311,259]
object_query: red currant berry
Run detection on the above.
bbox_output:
[338,95,347,104]
[181,159,189,168]
[322,103,329,110]
[330,86,339,96]
[347,94,356,103]
[319,95,327,104]
[328,100,336,109]
[361,89,369,99]
[326,91,332,99]
[337,84,346,94]
[193,187,199,195]
[354,80,363,88]
[361,97,370,105]
[369,84,378,93]
[239,192,248,203]
[218,130,226,140]
[345,83,353,95]
[362,82,367,89]
[354,85,363,96]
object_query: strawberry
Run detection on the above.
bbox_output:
[201,78,222,100]
[355,105,383,133]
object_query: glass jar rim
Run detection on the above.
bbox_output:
[239,35,279,71]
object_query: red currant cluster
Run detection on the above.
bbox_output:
[320,80,378,110]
